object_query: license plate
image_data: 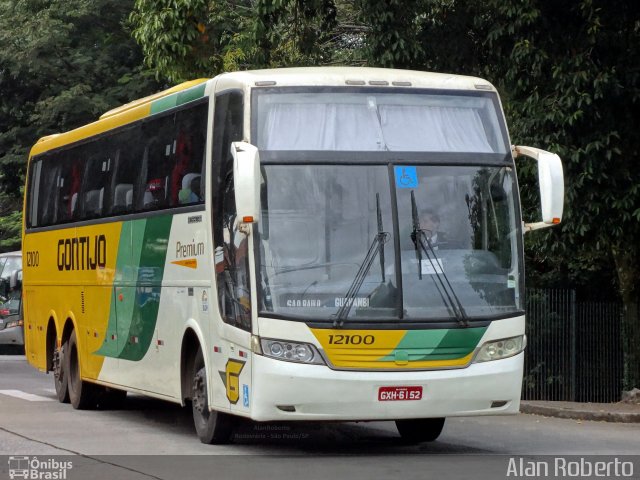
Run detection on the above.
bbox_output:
[378,386,423,401]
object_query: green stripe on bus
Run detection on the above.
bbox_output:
[118,215,172,361]
[150,84,207,115]
[379,327,487,362]
[96,220,134,358]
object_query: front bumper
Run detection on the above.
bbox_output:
[250,352,523,421]
[0,325,24,346]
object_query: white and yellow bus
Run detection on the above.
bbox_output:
[22,68,564,444]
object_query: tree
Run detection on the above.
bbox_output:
[129,0,341,82]
[0,0,161,251]
[473,0,640,390]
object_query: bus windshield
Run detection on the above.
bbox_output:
[256,163,523,322]
[255,90,507,153]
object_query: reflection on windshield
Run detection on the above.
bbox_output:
[397,165,522,318]
[258,166,398,320]
[257,164,522,321]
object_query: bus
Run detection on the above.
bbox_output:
[22,67,564,444]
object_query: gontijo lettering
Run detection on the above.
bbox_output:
[57,235,106,271]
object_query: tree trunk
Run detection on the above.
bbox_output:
[611,244,640,392]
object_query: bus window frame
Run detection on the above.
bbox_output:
[24,97,210,233]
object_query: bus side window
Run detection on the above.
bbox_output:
[109,126,141,215]
[140,115,176,211]
[47,154,80,225]
[172,103,207,206]
[80,141,112,220]
[34,157,58,227]
[26,159,42,228]
[212,91,249,331]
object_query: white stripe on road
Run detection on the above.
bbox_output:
[0,389,55,402]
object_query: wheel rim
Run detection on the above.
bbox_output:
[53,346,64,383]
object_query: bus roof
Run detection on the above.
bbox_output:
[215,67,494,92]
[29,78,210,158]
[28,67,496,158]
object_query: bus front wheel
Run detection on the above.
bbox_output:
[53,341,70,404]
[191,348,234,444]
[65,330,97,410]
[395,418,445,443]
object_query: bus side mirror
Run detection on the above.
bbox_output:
[513,146,564,233]
[10,269,22,291]
[231,142,260,227]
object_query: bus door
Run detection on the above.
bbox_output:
[211,90,253,414]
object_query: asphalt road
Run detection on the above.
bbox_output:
[1,354,638,480]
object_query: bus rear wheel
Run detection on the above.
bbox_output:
[53,341,70,403]
[65,330,97,410]
[191,348,234,444]
[395,418,445,443]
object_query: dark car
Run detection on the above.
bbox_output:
[0,251,23,353]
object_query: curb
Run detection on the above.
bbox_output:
[520,403,640,423]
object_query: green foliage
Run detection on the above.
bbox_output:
[130,0,252,81]
[0,0,160,252]
[355,0,425,68]
[130,0,342,82]
[474,0,640,300]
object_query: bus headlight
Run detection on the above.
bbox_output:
[258,338,325,365]
[473,335,526,363]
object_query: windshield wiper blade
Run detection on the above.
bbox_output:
[410,191,423,280]
[410,191,469,327]
[376,193,386,284]
[333,194,389,328]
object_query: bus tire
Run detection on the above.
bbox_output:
[53,341,70,403]
[395,418,445,443]
[65,330,97,410]
[191,348,234,444]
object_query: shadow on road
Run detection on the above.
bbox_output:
[111,395,491,455]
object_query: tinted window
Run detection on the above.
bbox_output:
[79,140,113,220]
[140,115,175,211]
[27,100,209,228]
[172,104,207,206]
[109,125,143,215]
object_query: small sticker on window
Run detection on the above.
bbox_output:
[243,384,250,407]
[395,166,418,188]
[508,279,516,288]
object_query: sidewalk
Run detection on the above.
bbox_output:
[520,400,640,423]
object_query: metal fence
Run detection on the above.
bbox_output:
[522,288,624,402]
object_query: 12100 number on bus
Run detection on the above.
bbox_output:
[327,334,375,345]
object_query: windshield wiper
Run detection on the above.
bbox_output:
[333,194,389,328]
[410,191,469,327]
